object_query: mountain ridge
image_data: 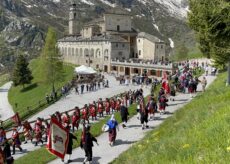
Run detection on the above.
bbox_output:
[0,0,194,67]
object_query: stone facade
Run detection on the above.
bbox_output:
[58,2,169,76]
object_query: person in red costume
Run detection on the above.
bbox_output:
[89,104,97,121]
[72,107,81,132]
[11,127,23,154]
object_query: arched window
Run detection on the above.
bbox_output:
[84,48,89,57]
[95,49,100,58]
[104,49,109,56]
[68,47,71,56]
[64,47,67,56]
[75,48,78,56]
[80,48,83,57]
[104,49,109,61]
[61,47,64,55]
[72,48,75,56]
[90,49,94,58]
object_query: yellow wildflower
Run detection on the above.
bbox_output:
[182,144,190,149]
[138,144,143,149]
[227,146,230,152]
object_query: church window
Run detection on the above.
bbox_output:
[156,45,159,49]
[161,45,163,49]
[117,25,120,31]
[65,47,67,56]
[75,48,78,56]
[74,13,76,19]
[139,50,141,56]
[72,48,74,56]
[118,51,123,56]
[138,39,140,43]
[116,43,118,48]
[80,48,83,57]
[68,47,71,56]
[122,44,125,48]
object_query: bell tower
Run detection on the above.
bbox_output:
[69,1,77,35]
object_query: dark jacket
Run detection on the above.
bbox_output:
[84,132,97,150]
[3,142,11,159]
[68,133,77,146]
[120,105,129,118]
[67,133,77,154]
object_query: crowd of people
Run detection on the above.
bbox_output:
[75,79,109,95]
[0,60,214,164]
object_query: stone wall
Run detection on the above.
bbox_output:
[104,14,131,32]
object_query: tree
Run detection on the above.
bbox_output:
[40,27,64,92]
[188,0,230,85]
[12,55,33,88]
[175,43,189,61]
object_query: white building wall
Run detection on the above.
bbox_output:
[58,41,113,70]
[104,14,131,32]
[155,43,166,61]
[136,37,144,59]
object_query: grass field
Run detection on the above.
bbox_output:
[8,59,74,120]
[113,72,230,164]
[0,73,10,86]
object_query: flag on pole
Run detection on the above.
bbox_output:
[47,117,69,159]
[11,112,21,126]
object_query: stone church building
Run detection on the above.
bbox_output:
[58,2,172,76]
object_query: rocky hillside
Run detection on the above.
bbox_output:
[0,0,194,67]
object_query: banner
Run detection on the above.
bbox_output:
[47,117,69,159]
[11,112,21,126]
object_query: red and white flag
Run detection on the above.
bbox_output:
[47,117,69,159]
[11,112,21,126]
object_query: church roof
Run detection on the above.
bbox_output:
[138,32,163,43]
[58,34,128,43]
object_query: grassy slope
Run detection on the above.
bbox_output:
[0,73,9,86]
[8,59,74,119]
[113,72,230,164]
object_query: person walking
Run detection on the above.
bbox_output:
[80,125,99,164]
[81,84,85,94]
[201,76,207,92]
[106,114,119,146]
[72,108,80,132]
[140,99,149,130]
[3,138,14,164]
[11,127,23,155]
[120,101,129,128]
[65,126,77,164]
[75,85,79,95]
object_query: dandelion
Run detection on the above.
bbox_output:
[146,140,150,144]
[182,144,190,149]
[226,146,230,152]
[138,144,143,150]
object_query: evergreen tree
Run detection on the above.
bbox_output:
[175,43,189,61]
[188,0,230,84]
[12,55,33,88]
[40,27,64,92]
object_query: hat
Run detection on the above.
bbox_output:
[85,124,91,131]
[110,114,115,121]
